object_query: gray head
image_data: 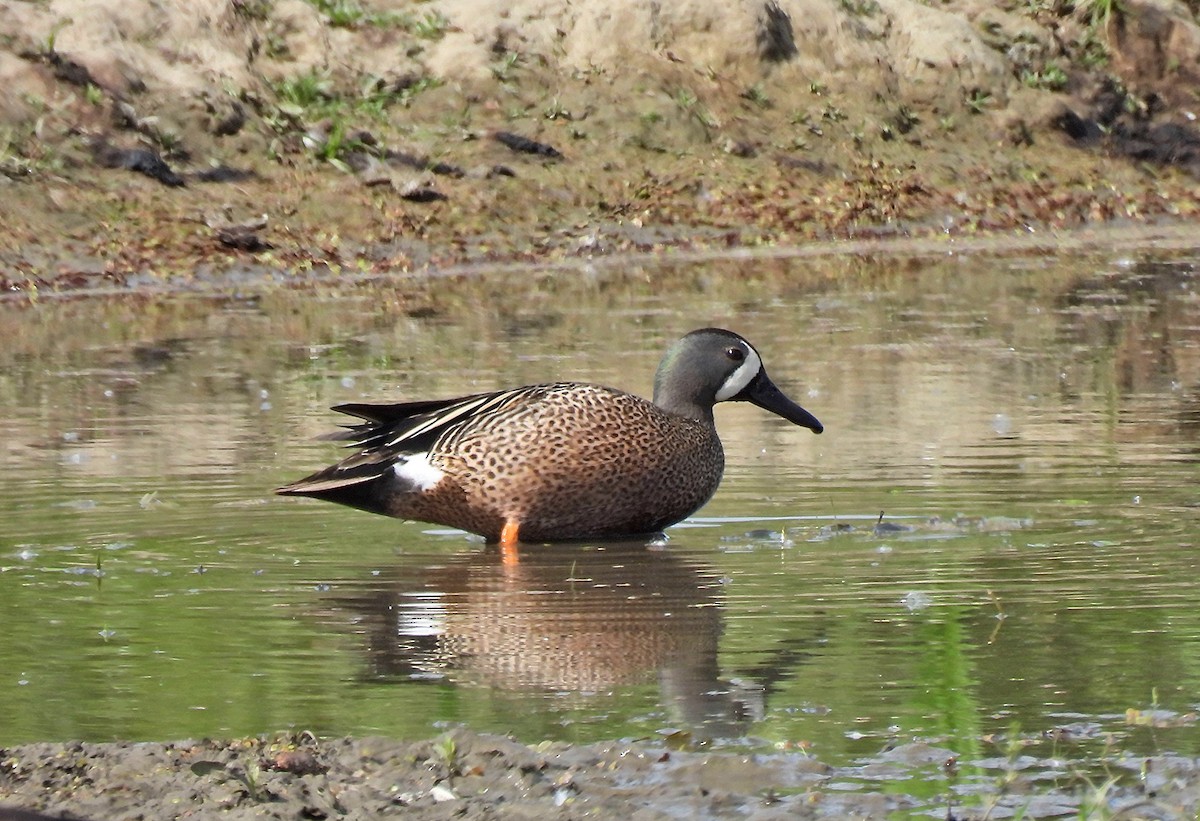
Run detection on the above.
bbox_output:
[652,328,823,432]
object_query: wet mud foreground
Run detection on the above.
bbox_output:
[3,728,1200,820]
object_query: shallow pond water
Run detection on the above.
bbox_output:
[2,242,1199,812]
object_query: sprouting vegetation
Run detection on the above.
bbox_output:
[42,17,73,53]
[0,108,65,179]
[1016,0,1123,77]
[230,0,273,22]
[1021,61,1069,90]
[740,83,771,109]
[965,88,992,114]
[1073,0,1123,31]
[542,98,570,121]
[273,69,337,114]
[301,0,404,28]
[670,87,719,138]
[491,51,521,83]
[431,733,458,771]
[820,103,847,123]
[837,0,881,15]
[266,66,442,167]
[271,69,439,122]
[297,0,448,35]
[408,9,450,40]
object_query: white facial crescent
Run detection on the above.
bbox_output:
[715,346,762,402]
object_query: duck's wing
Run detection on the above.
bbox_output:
[276,385,558,495]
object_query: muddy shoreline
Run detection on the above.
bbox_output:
[4,727,1200,820]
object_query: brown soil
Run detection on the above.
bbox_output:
[0,1,1198,298]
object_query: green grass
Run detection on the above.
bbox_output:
[274,69,336,112]
[1075,0,1122,30]
[409,10,450,40]
[741,83,771,109]
[837,0,881,14]
[0,113,66,179]
[301,0,407,29]
[230,0,273,22]
[267,67,443,167]
[491,52,522,83]
[966,88,993,114]
[1021,62,1069,91]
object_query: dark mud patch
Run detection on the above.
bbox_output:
[3,728,1200,820]
[1054,80,1200,177]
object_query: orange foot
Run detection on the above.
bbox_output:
[500,519,520,565]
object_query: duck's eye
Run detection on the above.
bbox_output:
[726,347,745,362]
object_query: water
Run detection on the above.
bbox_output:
[2,244,1199,782]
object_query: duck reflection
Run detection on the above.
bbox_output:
[336,543,763,739]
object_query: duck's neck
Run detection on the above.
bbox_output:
[653,384,716,426]
[653,342,720,425]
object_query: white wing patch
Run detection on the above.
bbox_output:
[715,347,762,401]
[393,452,445,491]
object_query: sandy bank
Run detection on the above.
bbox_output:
[0,0,1197,294]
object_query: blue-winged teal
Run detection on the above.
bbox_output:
[277,328,823,547]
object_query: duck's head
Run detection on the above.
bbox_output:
[653,328,824,432]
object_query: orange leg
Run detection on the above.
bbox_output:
[500,519,520,565]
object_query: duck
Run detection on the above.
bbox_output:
[277,328,823,549]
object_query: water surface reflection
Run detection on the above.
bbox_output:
[329,543,782,740]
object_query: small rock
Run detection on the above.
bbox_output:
[398,179,447,202]
[267,749,326,776]
[429,784,457,802]
[723,139,757,158]
[492,130,563,158]
[91,140,185,187]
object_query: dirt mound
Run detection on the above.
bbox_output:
[1,0,1195,147]
[0,1,1198,291]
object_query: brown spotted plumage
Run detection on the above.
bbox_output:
[277,328,823,544]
